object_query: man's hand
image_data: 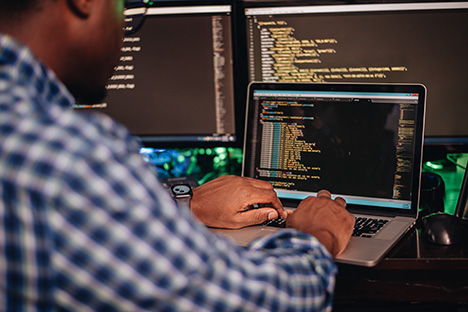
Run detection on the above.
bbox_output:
[286,190,355,257]
[191,175,287,229]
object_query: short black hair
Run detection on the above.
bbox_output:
[0,0,47,24]
[1,0,40,11]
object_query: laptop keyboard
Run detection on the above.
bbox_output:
[262,216,390,236]
[262,217,286,228]
[353,217,389,238]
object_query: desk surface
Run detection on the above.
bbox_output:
[335,218,468,307]
[372,223,468,270]
[335,158,468,307]
[335,226,468,306]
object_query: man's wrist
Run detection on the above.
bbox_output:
[309,229,337,257]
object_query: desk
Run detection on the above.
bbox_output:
[334,220,468,310]
[334,156,468,310]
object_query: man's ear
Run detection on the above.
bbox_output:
[67,0,94,18]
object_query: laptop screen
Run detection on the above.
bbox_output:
[243,82,426,215]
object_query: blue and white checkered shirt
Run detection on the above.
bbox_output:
[0,34,337,311]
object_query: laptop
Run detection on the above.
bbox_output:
[213,82,426,267]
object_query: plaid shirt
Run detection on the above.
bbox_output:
[0,34,337,312]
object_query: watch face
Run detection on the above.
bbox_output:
[171,184,191,196]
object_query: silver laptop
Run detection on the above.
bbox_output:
[213,82,426,267]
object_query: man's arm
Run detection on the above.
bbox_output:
[49,135,340,311]
[53,189,338,311]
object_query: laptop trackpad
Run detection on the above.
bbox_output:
[377,220,409,240]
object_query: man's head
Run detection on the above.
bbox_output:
[0,0,42,17]
[0,0,126,104]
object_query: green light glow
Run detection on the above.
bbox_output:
[425,161,444,170]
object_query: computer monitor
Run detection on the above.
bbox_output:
[241,1,468,155]
[76,1,239,147]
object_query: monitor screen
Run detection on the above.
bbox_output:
[76,2,238,147]
[243,1,468,152]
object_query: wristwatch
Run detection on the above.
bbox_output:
[170,183,193,209]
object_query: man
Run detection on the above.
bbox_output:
[0,0,355,310]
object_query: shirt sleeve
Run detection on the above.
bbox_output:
[49,117,337,312]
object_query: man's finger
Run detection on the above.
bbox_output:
[238,208,278,226]
[244,187,284,211]
[334,196,347,208]
[244,200,287,220]
[317,190,331,198]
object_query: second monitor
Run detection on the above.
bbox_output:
[78,2,237,147]
[244,1,468,147]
